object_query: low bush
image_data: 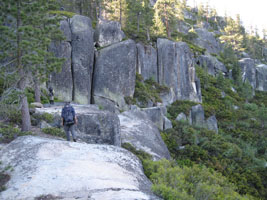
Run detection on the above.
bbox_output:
[124,96,136,105]
[0,160,11,192]
[0,172,10,192]
[122,143,152,161]
[42,127,65,138]
[0,104,22,125]
[251,91,267,107]
[25,88,35,104]
[163,65,267,199]
[0,123,33,143]
[32,113,54,124]
[143,159,249,200]
[167,100,197,120]
[133,74,169,107]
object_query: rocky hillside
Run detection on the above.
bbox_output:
[0,136,161,200]
[49,15,202,113]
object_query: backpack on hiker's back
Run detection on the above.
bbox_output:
[62,104,75,125]
[49,88,53,96]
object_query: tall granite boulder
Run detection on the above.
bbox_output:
[159,87,176,106]
[193,28,221,54]
[163,116,173,130]
[137,43,158,81]
[157,38,202,104]
[239,58,256,89]
[141,106,167,130]
[189,104,205,127]
[119,110,171,161]
[93,40,137,111]
[176,112,187,122]
[255,64,267,91]
[188,105,219,132]
[70,15,94,104]
[206,115,218,133]
[94,19,126,48]
[0,136,161,200]
[35,104,121,146]
[49,15,94,104]
[59,18,72,42]
[49,19,73,102]
[196,54,227,76]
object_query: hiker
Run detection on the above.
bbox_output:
[61,101,78,142]
[48,87,54,105]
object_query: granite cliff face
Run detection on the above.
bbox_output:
[50,15,203,110]
[49,19,73,102]
[49,16,94,105]
[92,39,137,112]
[238,58,267,91]
[157,38,202,104]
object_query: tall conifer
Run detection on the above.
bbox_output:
[0,0,64,131]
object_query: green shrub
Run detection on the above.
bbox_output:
[0,172,10,192]
[251,91,267,107]
[144,159,248,200]
[167,100,197,120]
[170,31,205,56]
[184,18,197,25]
[243,103,258,111]
[32,113,54,124]
[122,143,152,161]
[0,89,20,104]
[186,28,198,40]
[25,88,35,104]
[40,88,50,104]
[161,119,266,198]
[124,96,136,105]
[187,42,206,56]
[0,123,33,143]
[42,127,65,138]
[133,74,169,107]
[0,104,22,124]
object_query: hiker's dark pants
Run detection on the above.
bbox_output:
[63,124,76,141]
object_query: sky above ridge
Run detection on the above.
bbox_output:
[187,0,267,35]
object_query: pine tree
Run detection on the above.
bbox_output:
[125,0,154,40]
[154,0,182,38]
[105,0,127,24]
[0,0,64,131]
[220,16,245,52]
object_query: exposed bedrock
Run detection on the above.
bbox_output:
[92,39,137,111]
[157,38,202,104]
